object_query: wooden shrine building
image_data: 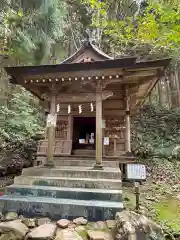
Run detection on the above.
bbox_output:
[5,40,170,169]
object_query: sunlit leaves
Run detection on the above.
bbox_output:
[84,0,180,60]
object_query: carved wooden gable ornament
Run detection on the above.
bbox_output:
[61,40,113,64]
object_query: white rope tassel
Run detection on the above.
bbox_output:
[56,104,60,113]
[68,105,71,114]
[90,103,94,112]
[79,105,82,114]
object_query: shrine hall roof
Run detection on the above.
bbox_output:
[5,39,170,79]
[4,41,171,113]
[5,57,170,80]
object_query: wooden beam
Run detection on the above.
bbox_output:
[21,68,124,81]
[140,76,158,105]
[124,70,157,78]
[56,91,113,103]
[103,100,125,109]
[103,110,126,116]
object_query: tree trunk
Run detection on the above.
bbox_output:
[174,65,180,107]
[165,78,171,109]
[157,80,163,107]
[169,73,177,108]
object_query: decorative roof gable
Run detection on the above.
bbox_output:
[61,40,113,64]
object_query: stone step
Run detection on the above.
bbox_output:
[0,195,123,221]
[53,159,119,168]
[36,156,121,167]
[14,176,122,189]
[21,166,121,179]
[6,185,123,202]
[73,150,95,156]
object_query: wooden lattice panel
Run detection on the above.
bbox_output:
[55,120,68,139]
[104,116,125,156]
[104,116,125,139]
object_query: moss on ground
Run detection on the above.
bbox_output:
[123,183,180,235]
[154,197,180,234]
[76,223,111,240]
[76,229,88,240]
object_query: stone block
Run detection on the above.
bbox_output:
[0,196,123,221]
[7,185,122,202]
[14,176,122,189]
[53,159,119,168]
[22,167,121,180]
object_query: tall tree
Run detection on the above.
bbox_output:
[0,0,68,65]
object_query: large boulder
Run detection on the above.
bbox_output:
[4,212,18,221]
[55,229,83,240]
[0,232,19,240]
[22,218,36,228]
[25,223,56,239]
[0,220,29,239]
[73,217,87,225]
[115,210,165,240]
[56,219,70,229]
[87,230,113,240]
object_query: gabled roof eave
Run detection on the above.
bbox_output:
[61,40,113,64]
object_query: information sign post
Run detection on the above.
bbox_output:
[125,164,147,211]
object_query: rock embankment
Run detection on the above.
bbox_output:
[0,210,165,240]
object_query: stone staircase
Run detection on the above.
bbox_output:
[0,160,123,221]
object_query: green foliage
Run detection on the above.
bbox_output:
[83,0,180,61]
[0,88,44,151]
[0,0,67,64]
[154,197,180,235]
[132,104,180,160]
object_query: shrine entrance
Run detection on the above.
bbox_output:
[73,117,95,150]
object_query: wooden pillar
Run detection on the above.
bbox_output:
[94,89,103,169]
[125,88,131,153]
[46,94,56,167]
[67,115,73,140]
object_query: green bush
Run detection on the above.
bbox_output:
[132,104,180,161]
[0,88,45,167]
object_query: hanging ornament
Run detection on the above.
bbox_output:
[68,105,71,114]
[90,103,94,112]
[56,104,60,113]
[79,105,82,114]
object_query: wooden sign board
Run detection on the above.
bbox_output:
[126,164,146,180]
[46,114,57,127]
